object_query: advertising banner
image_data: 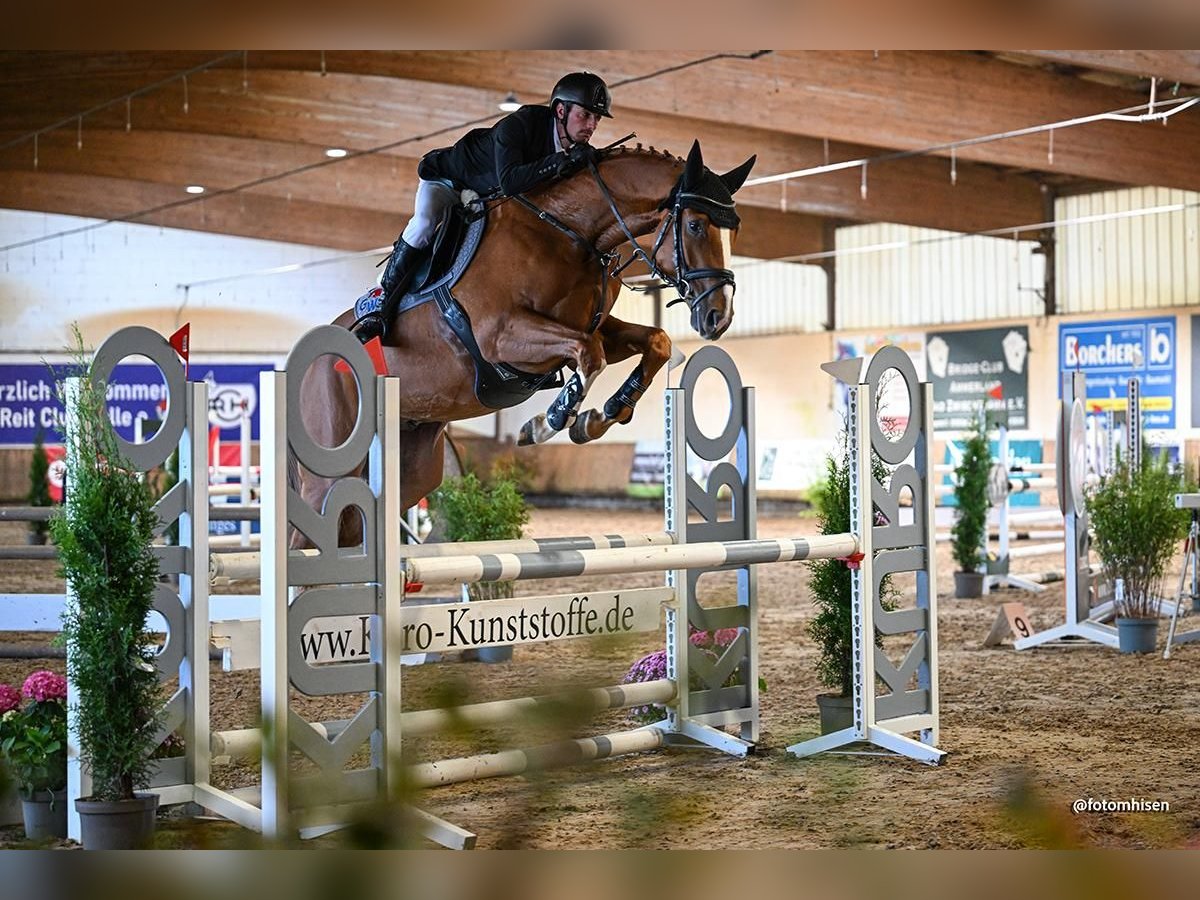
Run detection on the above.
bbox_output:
[0,360,274,447]
[926,327,1030,431]
[1058,316,1176,429]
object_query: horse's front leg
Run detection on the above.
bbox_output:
[568,316,679,445]
[482,309,606,446]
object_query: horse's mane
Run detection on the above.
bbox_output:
[519,143,687,230]
[604,143,684,164]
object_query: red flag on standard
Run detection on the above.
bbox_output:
[334,337,388,376]
[169,324,190,379]
[987,383,1004,400]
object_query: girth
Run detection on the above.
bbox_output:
[432,283,565,410]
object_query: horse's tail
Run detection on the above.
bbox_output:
[284,448,304,548]
[286,447,301,496]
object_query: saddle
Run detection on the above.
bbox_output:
[352,199,565,410]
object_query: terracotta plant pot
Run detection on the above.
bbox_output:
[75,793,159,849]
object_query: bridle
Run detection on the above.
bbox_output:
[509,156,736,329]
[590,160,736,313]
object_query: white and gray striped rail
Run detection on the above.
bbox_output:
[401,534,860,587]
[208,531,676,583]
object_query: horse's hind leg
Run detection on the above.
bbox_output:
[568,316,679,445]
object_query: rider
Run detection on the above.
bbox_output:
[352,71,613,344]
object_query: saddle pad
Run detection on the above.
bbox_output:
[353,285,385,320]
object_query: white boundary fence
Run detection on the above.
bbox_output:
[58,325,943,848]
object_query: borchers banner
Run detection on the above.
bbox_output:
[925,326,1030,431]
[1059,316,1177,429]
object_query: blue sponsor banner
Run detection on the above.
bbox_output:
[941,438,1044,507]
[0,361,273,447]
[1059,316,1176,428]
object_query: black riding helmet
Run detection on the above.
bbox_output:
[550,72,613,118]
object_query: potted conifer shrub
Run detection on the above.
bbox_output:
[1087,451,1188,654]
[26,429,52,545]
[50,335,163,848]
[431,463,530,662]
[806,445,897,733]
[950,412,992,598]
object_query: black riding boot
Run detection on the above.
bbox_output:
[352,236,425,344]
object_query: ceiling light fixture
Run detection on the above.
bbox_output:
[185,185,205,194]
[498,92,522,113]
[325,147,348,158]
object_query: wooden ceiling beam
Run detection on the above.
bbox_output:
[0,171,400,252]
[0,168,828,264]
[364,50,1200,192]
[0,64,1049,235]
[0,128,419,212]
[1011,51,1200,87]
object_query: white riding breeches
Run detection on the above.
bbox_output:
[401,178,458,249]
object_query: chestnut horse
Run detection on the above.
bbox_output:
[296,141,755,545]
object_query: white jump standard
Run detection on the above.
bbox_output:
[787,349,943,765]
[1163,493,1200,659]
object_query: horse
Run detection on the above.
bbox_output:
[294,140,755,547]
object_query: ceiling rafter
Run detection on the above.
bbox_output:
[1,51,1179,260]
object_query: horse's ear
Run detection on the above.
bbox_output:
[720,155,757,195]
[683,140,704,188]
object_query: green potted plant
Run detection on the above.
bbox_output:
[431,463,530,662]
[1087,451,1188,653]
[27,429,52,545]
[950,412,992,598]
[805,445,898,733]
[50,334,164,849]
[0,670,68,840]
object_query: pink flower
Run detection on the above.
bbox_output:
[712,628,740,648]
[0,683,20,715]
[21,670,67,703]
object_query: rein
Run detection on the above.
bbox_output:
[511,155,736,330]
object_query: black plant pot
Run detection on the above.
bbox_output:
[75,793,158,849]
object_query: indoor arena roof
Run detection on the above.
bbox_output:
[1,51,1197,259]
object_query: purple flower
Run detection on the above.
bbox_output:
[21,671,67,704]
[0,683,19,715]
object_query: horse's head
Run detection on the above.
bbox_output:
[651,141,756,341]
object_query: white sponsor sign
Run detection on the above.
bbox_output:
[299,587,672,663]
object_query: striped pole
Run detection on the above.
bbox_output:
[209,531,677,583]
[407,728,666,789]
[208,679,676,763]
[402,534,861,587]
